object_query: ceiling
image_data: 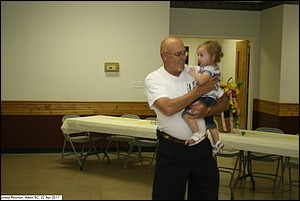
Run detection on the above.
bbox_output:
[170,1,299,11]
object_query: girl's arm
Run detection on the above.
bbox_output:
[189,68,210,86]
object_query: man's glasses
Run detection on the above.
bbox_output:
[164,51,189,57]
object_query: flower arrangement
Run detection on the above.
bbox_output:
[220,77,243,133]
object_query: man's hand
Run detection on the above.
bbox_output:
[185,95,229,119]
[184,101,208,119]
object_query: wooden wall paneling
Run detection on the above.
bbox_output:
[1,101,156,152]
[1,101,156,117]
[253,99,299,117]
[252,99,299,133]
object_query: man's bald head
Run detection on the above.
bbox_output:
[160,36,184,53]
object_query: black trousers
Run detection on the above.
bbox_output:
[152,130,219,200]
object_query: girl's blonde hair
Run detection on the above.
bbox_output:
[197,40,224,63]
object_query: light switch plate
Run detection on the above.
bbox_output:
[104,62,119,72]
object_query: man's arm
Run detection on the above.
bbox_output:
[154,76,218,116]
[184,95,229,119]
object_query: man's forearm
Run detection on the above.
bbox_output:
[154,85,210,116]
[209,95,229,116]
[154,76,219,117]
[183,95,229,119]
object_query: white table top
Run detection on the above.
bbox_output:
[61,115,299,158]
[215,130,299,158]
[61,115,155,138]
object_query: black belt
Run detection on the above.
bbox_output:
[157,130,186,145]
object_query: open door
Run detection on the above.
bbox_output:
[235,40,250,129]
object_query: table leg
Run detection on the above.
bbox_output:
[230,150,255,199]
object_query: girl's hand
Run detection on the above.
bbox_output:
[188,67,197,77]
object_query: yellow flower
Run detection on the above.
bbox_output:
[220,77,243,115]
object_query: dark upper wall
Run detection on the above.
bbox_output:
[170,1,299,11]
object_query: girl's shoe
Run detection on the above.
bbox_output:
[185,132,207,146]
[212,141,224,156]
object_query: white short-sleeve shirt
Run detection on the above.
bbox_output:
[144,65,206,140]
